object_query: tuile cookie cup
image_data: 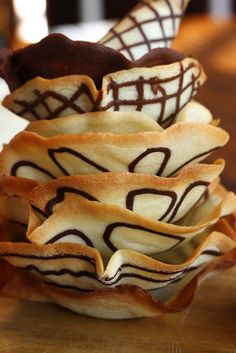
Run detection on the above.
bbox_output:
[0,221,235,319]
[100,0,191,60]
[0,120,229,184]
[0,131,235,318]
[2,57,206,127]
[0,0,235,319]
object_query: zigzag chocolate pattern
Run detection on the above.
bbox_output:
[14,85,96,120]
[7,59,203,126]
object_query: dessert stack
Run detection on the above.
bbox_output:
[0,0,235,319]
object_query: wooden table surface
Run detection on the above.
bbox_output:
[0,268,235,353]
[0,16,236,353]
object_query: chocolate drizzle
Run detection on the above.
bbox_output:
[21,261,183,290]
[0,248,223,292]
[102,62,201,126]
[42,249,221,292]
[37,223,184,254]
[24,263,177,286]
[101,0,183,60]
[4,50,188,123]
[24,264,97,279]
[103,222,184,252]
[168,147,220,177]
[126,188,177,221]
[48,147,110,175]
[15,85,96,120]
[46,229,94,247]
[31,178,209,226]
[108,256,225,288]
[11,160,56,179]
[41,181,209,224]
[0,251,96,264]
[128,147,171,175]
[10,145,220,181]
[31,205,48,221]
[40,259,202,292]
[106,263,183,284]
[166,0,176,33]
[166,181,210,223]
[45,187,98,215]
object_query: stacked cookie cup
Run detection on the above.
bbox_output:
[0,1,235,319]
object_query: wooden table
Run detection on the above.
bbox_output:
[0,267,235,353]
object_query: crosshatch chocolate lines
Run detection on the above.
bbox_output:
[101,0,183,60]
[11,62,201,124]
[103,62,201,126]
[14,84,96,120]
[0,249,221,292]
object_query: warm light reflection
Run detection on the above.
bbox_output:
[13,0,48,44]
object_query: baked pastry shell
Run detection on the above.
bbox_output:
[0,220,235,319]
[2,57,206,127]
[0,174,235,318]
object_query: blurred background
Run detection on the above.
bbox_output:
[0,0,235,191]
[0,0,235,48]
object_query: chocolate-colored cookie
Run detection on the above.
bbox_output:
[0,33,184,92]
[2,57,204,126]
